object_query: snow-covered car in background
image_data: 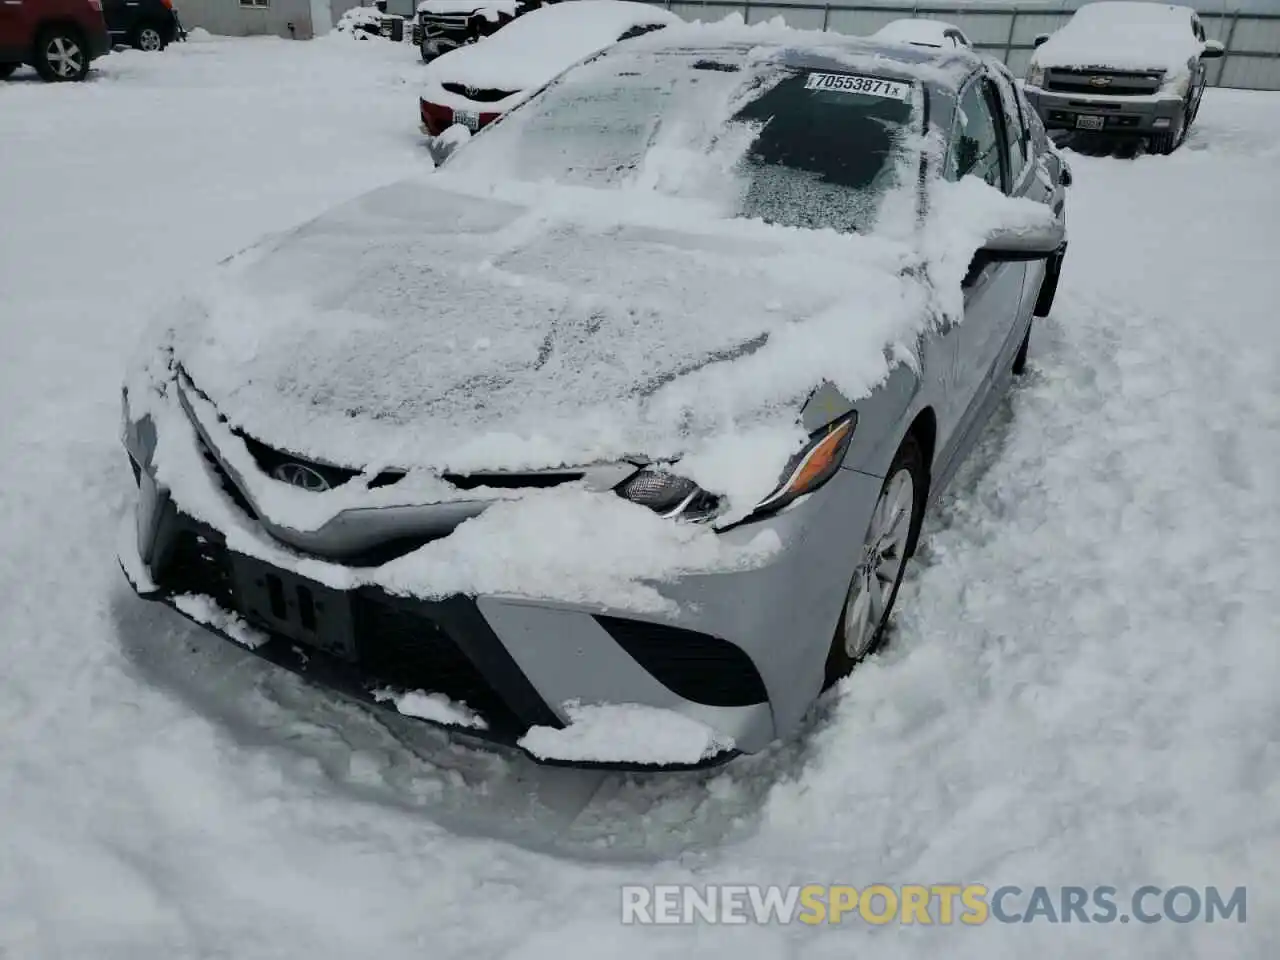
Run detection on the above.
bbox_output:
[119,28,1069,769]
[411,0,535,62]
[1023,1,1223,153]
[419,0,680,149]
[871,18,971,49]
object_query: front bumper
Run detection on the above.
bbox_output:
[1023,85,1185,135]
[118,380,884,768]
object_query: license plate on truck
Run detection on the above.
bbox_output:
[1075,115,1105,130]
[454,109,480,131]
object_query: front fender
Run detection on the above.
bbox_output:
[839,358,925,481]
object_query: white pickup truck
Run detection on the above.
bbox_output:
[1022,2,1224,153]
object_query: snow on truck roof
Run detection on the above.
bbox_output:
[1032,2,1204,74]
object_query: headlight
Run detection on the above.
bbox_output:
[617,411,857,526]
[1027,64,1045,88]
[752,412,857,517]
[616,469,723,522]
[1161,69,1188,96]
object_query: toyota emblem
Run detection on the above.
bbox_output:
[272,462,331,492]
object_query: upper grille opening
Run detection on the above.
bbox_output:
[237,434,583,494]
[1044,68,1164,97]
[441,82,515,103]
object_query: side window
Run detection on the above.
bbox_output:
[990,67,1030,184]
[947,78,1008,193]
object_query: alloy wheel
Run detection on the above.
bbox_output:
[45,36,83,79]
[139,28,162,51]
[842,467,915,659]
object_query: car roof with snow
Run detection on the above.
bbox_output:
[622,28,988,91]
[871,18,970,48]
[1070,1,1197,25]
[423,0,683,92]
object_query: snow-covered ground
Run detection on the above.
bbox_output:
[2,34,1279,959]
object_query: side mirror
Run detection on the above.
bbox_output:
[982,217,1066,261]
[1033,33,1050,48]
[1201,39,1225,59]
[964,217,1065,286]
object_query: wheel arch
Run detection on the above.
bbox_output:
[34,18,88,50]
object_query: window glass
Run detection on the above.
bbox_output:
[990,69,1030,185]
[947,79,1006,191]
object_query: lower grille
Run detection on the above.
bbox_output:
[595,616,768,707]
[164,529,235,609]
[150,517,524,733]
[354,597,522,732]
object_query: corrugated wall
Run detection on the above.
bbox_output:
[176,0,319,40]
[657,1,1280,90]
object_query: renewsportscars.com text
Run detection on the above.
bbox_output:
[621,884,1247,926]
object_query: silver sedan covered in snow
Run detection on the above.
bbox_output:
[119,25,1069,768]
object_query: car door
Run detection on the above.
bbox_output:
[0,0,34,59]
[938,72,1027,458]
[98,0,134,44]
[1190,15,1209,117]
[991,65,1054,348]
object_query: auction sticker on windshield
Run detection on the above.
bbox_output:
[804,72,911,100]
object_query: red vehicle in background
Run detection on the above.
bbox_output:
[0,0,112,81]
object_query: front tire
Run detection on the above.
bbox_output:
[1150,104,1188,155]
[34,28,89,81]
[823,436,927,686]
[133,23,165,51]
[1012,321,1032,376]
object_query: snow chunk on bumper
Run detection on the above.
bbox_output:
[173,594,270,650]
[372,688,488,729]
[518,702,734,765]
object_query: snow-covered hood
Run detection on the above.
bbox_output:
[144,173,944,513]
[1032,4,1203,74]
[422,1,681,100]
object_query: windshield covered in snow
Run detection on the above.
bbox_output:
[459,46,922,235]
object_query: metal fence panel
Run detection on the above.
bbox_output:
[648,0,1280,91]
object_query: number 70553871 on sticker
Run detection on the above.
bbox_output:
[804,72,911,100]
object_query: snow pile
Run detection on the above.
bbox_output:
[1031,1,1204,74]
[334,4,383,33]
[5,33,1280,959]
[422,0,681,105]
[184,26,214,42]
[172,594,271,650]
[140,379,781,611]
[518,702,734,763]
[371,688,488,728]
